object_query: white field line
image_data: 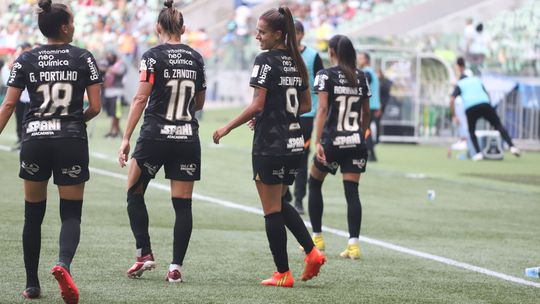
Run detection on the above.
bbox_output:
[1,145,538,288]
[88,166,540,289]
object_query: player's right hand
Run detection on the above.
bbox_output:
[118,139,130,168]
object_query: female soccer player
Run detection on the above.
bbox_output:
[118,0,206,283]
[213,6,326,287]
[0,0,102,301]
[307,35,371,260]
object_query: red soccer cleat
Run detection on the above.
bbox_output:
[165,264,183,283]
[126,253,156,278]
[261,270,294,287]
[301,247,326,281]
[51,264,79,304]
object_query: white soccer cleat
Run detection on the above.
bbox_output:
[451,140,467,151]
[472,153,483,161]
[510,146,521,157]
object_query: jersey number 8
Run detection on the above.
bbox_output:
[166,79,195,121]
[336,95,360,132]
[36,83,73,117]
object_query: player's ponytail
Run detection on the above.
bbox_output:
[158,0,184,38]
[260,6,308,87]
[280,6,308,86]
[164,0,174,8]
[37,0,71,39]
[329,35,357,86]
[38,0,52,12]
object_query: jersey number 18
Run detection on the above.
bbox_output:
[36,83,73,117]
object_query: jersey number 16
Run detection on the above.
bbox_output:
[336,95,360,132]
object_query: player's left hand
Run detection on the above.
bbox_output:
[315,143,326,165]
[118,139,130,168]
[213,127,230,144]
[247,118,256,130]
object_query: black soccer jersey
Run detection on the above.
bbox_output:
[249,49,308,156]
[315,67,371,149]
[138,43,206,142]
[7,44,102,142]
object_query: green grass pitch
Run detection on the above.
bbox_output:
[0,107,539,303]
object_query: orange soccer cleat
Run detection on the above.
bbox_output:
[301,247,326,281]
[261,270,294,288]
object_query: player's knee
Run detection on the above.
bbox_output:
[343,180,359,203]
[127,175,150,197]
[127,189,145,207]
[172,197,192,211]
[59,199,83,222]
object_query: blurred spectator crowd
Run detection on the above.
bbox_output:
[0,0,212,65]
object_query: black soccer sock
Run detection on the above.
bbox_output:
[293,148,310,204]
[264,212,289,273]
[343,181,362,238]
[127,193,151,256]
[171,198,192,265]
[308,176,324,234]
[23,200,46,288]
[58,199,83,270]
[281,200,314,254]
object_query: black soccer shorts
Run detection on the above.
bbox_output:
[313,145,368,175]
[19,138,89,185]
[252,154,302,185]
[132,139,201,181]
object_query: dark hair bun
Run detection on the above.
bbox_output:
[38,0,52,12]
[164,0,174,8]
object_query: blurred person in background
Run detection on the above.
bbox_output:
[283,20,324,215]
[450,57,520,161]
[0,59,5,106]
[235,1,252,69]
[462,17,475,56]
[101,51,127,138]
[468,23,490,73]
[358,52,379,161]
[377,69,392,143]
[14,42,33,149]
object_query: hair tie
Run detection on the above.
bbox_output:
[278,7,285,15]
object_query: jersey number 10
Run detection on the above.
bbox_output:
[36,83,73,116]
[166,79,195,121]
